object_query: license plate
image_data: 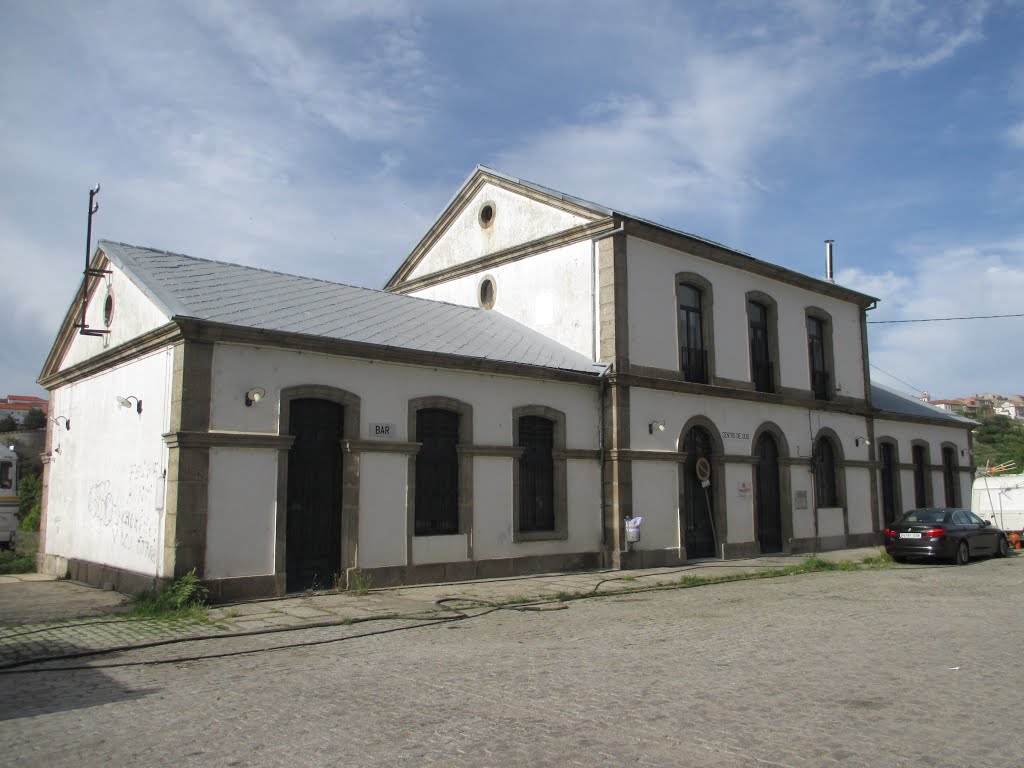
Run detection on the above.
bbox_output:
[899,532,921,539]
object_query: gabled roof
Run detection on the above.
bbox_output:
[871,383,977,426]
[386,166,879,307]
[97,241,606,377]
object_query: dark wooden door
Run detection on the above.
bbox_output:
[519,416,555,532]
[415,408,460,536]
[682,427,715,558]
[755,433,783,553]
[286,398,343,591]
[880,442,897,526]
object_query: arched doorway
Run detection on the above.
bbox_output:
[755,432,782,553]
[286,398,344,591]
[682,426,716,558]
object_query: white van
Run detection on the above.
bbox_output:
[0,445,18,549]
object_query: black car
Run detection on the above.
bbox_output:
[884,507,1010,564]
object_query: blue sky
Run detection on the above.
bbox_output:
[2,0,1022,400]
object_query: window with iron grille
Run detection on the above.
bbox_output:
[748,300,773,393]
[0,461,11,490]
[678,282,708,383]
[415,408,460,535]
[518,416,555,532]
[814,437,838,507]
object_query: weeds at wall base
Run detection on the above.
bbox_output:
[130,568,209,622]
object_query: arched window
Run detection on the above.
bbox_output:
[747,299,774,393]
[814,436,838,507]
[806,308,834,400]
[942,445,960,507]
[676,274,714,384]
[415,408,460,535]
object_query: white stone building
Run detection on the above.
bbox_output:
[37,167,976,598]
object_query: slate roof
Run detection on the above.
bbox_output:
[871,383,977,426]
[98,241,607,377]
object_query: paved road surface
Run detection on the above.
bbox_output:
[3,557,1022,767]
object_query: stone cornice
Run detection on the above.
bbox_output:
[391,219,618,295]
[39,323,182,389]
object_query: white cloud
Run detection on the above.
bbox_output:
[1008,120,1024,148]
[840,241,1024,398]
[865,0,989,74]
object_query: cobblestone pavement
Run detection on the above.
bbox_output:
[0,549,881,669]
[2,553,1022,767]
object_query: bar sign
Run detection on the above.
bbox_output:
[370,423,396,439]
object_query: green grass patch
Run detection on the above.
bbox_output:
[860,549,894,567]
[348,569,372,596]
[130,569,209,622]
[0,549,36,574]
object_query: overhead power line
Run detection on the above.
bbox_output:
[867,313,1024,324]
[869,364,925,396]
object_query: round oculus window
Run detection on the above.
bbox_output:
[478,276,496,309]
[478,202,496,229]
[103,293,114,327]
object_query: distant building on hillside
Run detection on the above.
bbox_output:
[994,398,1024,421]
[0,395,48,425]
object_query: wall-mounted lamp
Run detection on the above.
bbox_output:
[116,395,142,414]
[649,420,666,435]
[245,387,266,407]
[51,416,71,431]
[855,436,871,447]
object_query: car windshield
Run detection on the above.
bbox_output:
[900,509,948,524]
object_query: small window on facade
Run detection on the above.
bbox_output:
[678,283,707,384]
[942,446,959,507]
[518,416,555,532]
[748,300,773,393]
[479,202,496,228]
[912,444,929,508]
[478,276,496,309]
[414,408,460,536]
[807,315,829,400]
[0,461,11,490]
[103,293,114,327]
[814,437,838,507]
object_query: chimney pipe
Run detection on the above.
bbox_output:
[825,239,834,282]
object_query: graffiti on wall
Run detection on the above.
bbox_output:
[87,460,163,565]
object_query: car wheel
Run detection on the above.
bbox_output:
[954,540,969,566]
[995,536,1009,558]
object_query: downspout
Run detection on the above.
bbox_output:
[590,222,623,548]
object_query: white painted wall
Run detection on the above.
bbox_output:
[205,448,277,579]
[625,237,867,398]
[60,258,170,370]
[629,462,679,551]
[45,348,173,576]
[409,182,593,280]
[207,343,603,577]
[357,453,409,568]
[410,239,596,360]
